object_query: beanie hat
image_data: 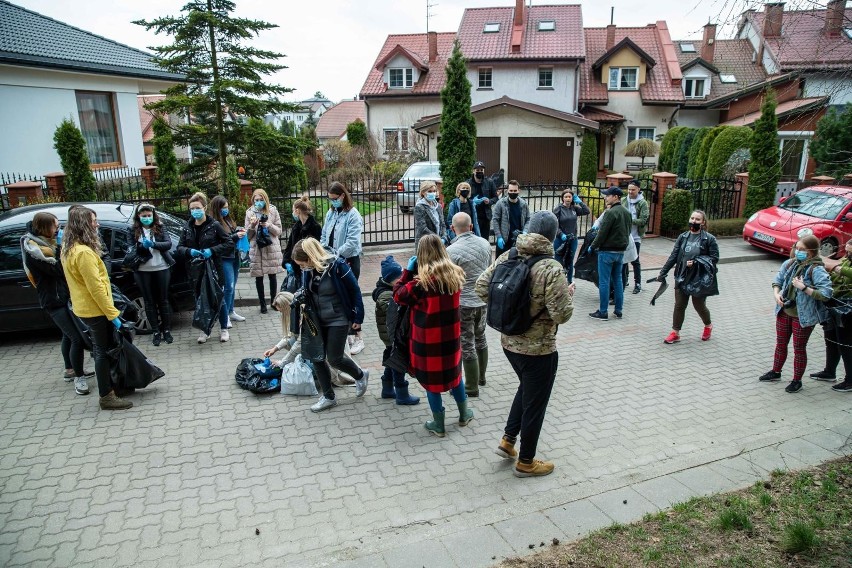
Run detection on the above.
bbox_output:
[528,210,558,242]
[381,255,402,282]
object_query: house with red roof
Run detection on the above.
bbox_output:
[315,100,367,144]
[137,95,190,164]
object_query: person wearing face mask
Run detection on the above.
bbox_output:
[491,180,530,259]
[245,189,284,314]
[760,234,833,394]
[814,238,852,393]
[282,195,322,287]
[414,180,448,249]
[467,160,498,237]
[623,183,649,294]
[446,182,482,240]
[130,204,175,346]
[207,195,246,324]
[552,189,590,283]
[657,210,720,345]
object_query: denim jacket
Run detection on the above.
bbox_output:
[320,207,363,259]
[772,258,832,327]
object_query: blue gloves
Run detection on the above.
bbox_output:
[285,263,293,274]
[472,196,484,206]
[142,237,154,248]
[189,249,202,258]
[202,249,212,259]
[111,317,122,329]
[561,234,568,242]
[587,246,593,255]
[497,237,505,249]
[56,229,63,245]
[407,256,417,271]
[573,194,581,204]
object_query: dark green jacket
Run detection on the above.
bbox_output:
[591,202,632,252]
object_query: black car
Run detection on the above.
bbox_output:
[0,202,196,334]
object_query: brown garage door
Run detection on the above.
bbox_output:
[508,137,574,184]
[475,137,501,176]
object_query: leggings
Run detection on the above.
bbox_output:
[772,311,814,381]
[49,305,85,377]
[820,313,852,377]
[133,269,171,333]
[255,274,278,306]
[672,288,711,331]
[313,324,363,400]
[79,315,113,397]
[622,241,641,285]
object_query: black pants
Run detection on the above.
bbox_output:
[503,349,559,461]
[822,314,852,377]
[49,305,85,377]
[133,269,171,333]
[344,255,361,280]
[622,241,641,286]
[80,315,113,397]
[314,324,362,400]
[255,274,278,307]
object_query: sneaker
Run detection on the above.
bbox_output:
[355,369,369,397]
[701,325,713,341]
[809,370,836,381]
[514,459,555,478]
[663,331,680,344]
[589,310,609,321]
[163,331,174,344]
[229,311,246,322]
[495,437,518,460]
[632,284,641,294]
[831,379,852,392]
[614,311,623,319]
[349,336,365,355]
[310,395,337,413]
[197,333,209,344]
[152,332,162,346]
[785,380,803,393]
[74,376,90,395]
[220,329,230,342]
[331,372,356,387]
[226,318,232,329]
[99,391,132,410]
[63,369,94,382]
[759,370,781,382]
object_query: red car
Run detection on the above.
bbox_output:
[743,185,852,258]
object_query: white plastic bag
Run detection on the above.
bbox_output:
[281,354,318,396]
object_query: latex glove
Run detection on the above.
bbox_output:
[189,249,202,258]
[111,318,122,329]
[285,263,293,274]
[202,249,212,259]
[561,234,568,242]
[573,195,581,204]
[142,237,154,248]
[587,246,593,255]
[497,237,505,249]
[56,229,63,245]
[407,256,417,271]
[472,196,483,206]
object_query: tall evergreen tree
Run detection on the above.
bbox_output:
[745,89,782,217]
[53,119,97,202]
[810,104,852,180]
[693,125,727,179]
[705,126,752,179]
[659,126,687,172]
[151,117,180,189]
[577,130,598,185]
[346,120,368,147]
[675,129,697,178]
[135,0,297,194]
[686,127,710,179]
[437,40,476,204]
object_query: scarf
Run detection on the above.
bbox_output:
[21,232,57,287]
[783,256,824,301]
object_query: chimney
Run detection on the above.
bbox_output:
[511,0,525,54]
[606,24,616,50]
[701,23,717,62]
[763,3,785,38]
[428,31,438,62]
[514,0,524,26]
[824,0,845,37]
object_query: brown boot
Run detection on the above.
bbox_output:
[99,391,133,410]
[495,436,518,460]
[514,458,555,478]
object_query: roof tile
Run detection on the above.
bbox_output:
[316,101,367,140]
[359,33,456,97]
[746,8,852,69]
[674,39,767,106]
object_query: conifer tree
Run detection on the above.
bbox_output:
[53,118,97,202]
[577,130,598,185]
[810,104,852,180]
[151,117,180,189]
[437,40,476,204]
[745,89,781,217]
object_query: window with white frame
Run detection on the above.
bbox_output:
[538,20,555,31]
[388,68,413,88]
[75,91,121,165]
[608,67,638,90]
[627,127,656,142]
[484,23,500,33]
[384,128,409,152]
[683,77,707,98]
[478,68,492,89]
[538,67,553,88]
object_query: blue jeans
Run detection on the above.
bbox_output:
[597,251,624,314]
[425,381,467,413]
[221,256,239,315]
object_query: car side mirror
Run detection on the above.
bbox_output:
[779,196,789,204]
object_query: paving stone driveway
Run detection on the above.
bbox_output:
[1,258,850,568]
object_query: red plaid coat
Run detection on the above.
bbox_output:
[393,269,462,393]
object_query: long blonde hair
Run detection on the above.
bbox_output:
[61,205,102,259]
[292,237,333,272]
[251,189,271,215]
[272,291,295,338]
[415,234,465,294]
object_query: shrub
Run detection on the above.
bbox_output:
[577,181,605,218]
[437,39,476,205]
[637,168,654,181]
[746,88,782,217]
[675,128,697,178]
[659,126,688,172]
[810,103,852,180]
[152,117,180,188]
[693,125,727,179]
[53,118,96,201]
[707,217,746,237]
[225,155,240,201]
[346,119,368,147]
[577,130,598,185]
[722,148,751,180]
[623,138,660,170]
[661,188,694,236]
[705,126,752,179]
[686,127,711,179]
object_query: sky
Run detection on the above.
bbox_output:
[12,0,767,103]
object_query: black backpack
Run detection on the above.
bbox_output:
[486,248,551,335]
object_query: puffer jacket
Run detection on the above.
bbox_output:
[245,205,284,277]
[446,231,491,309]
[475,233,574,356]
[372,277,399,347]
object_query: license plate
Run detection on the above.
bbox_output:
[753,231,776,244]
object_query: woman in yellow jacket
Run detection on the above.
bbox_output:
[62,205,132,410]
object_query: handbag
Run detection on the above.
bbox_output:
[122,248,143,271]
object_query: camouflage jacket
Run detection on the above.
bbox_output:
[475,233,573,355]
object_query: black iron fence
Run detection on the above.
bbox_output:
[677,178,743,219]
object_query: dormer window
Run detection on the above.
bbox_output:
[608,67,638,90]
[684,77,706,98]
[538,20,555,31]
[389,68,413,89]
[680,42,696,53]
[484,23,500,33]
[720,74,737,84]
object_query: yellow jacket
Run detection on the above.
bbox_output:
[63,244,120,320]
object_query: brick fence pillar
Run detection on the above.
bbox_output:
[140,166,158,190]
[239,179,254,200]
[44,172,66,198]
[736,172,749,217]
[606,172,633,188]
[650,172,677,236]
[6,181,43,207]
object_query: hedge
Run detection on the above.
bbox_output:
[659,126,688,172]
[676,128,697,178]
[707,217,746,237]
[686,127,711,179]
[692,125,727,179]
[705,126,752,179]
[661,188,694,236]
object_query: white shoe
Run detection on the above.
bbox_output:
[349,336,365,355]
[310,395,338,412]
[226,317,232,329]
[355,369,369,397]
[229,311,246,322]
[220,329,230,342]
[74,376,90,395]
[197,333,209,344]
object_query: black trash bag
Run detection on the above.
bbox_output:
[280,272,299,294]
[192,259,224,335]
[574,229,599,286]
[111,284,138,323]
[108,327,165,389]
[70,286,138,352]
[235,358,282,394]
[255,228,273,249]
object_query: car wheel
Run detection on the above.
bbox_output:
[819,237,839,259]
[130,294,153,335]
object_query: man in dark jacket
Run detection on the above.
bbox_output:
[589,186,632,321]
[467,160,498,238]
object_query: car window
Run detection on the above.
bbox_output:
[404,164,440,178]
[0,231,23,272]
[780,190,851,220]
[111,227,130,259]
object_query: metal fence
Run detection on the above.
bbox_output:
[0,172,48,211]
[677,178,743,219]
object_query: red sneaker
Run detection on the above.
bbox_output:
[702,325,713,341]
[664,331,680,344]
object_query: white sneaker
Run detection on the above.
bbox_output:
[220,329,230,342]
[226,317,232,329]
[349,336,365,355]
[74,376,90,395]
[229,311,246,322]
[197,333,209,344]
[355,369,369,397]
[310,395,338,413]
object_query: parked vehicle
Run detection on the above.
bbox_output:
[742,186,852,258]
[0,202,195,334]
[396,161,442,213]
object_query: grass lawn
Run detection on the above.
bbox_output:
[497,456,851,568]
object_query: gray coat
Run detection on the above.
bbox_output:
[447,231,492,308]
[414,198,447,249]
[491,197,530,242]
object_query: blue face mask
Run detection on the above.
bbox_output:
[292,213,299,221]
[140,216,153,226]
[426,192,437,202]
[190,209,204,220]
[330,198,343,209]
[795,250,808,262]
[221,208,229,217]
[254,201,265,210]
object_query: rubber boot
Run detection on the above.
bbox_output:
[425,411,445,437]
[380,367,396,399]
[477,347,489,386]
[394,378,420,405]
[457,399,474,426]
[463,359,480,397]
